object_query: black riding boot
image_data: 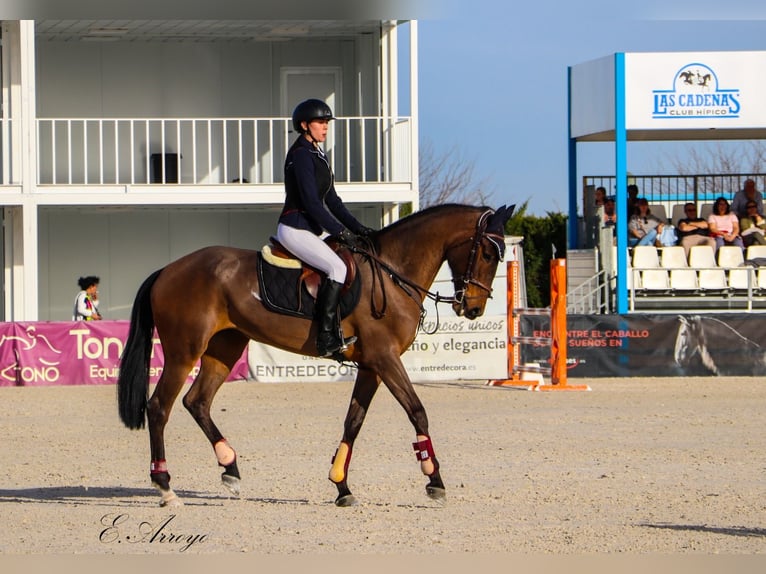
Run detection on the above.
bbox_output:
[316,280,357,358]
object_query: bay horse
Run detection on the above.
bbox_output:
[117,203,514,507]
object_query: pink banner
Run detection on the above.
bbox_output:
[0,321,249,387]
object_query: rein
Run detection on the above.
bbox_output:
[350,209,500,335]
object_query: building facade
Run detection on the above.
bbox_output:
[1,19,419,320]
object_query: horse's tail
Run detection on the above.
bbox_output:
[118,269,162,430]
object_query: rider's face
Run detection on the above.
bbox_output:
[304,119,329,143]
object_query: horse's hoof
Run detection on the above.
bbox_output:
[426,485,446,504]
[221,474,241,496]
[335,494,358,507]
[159,494,183,508]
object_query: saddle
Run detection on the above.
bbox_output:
[257,237,361,319]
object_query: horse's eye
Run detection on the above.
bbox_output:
[482,249,493,263]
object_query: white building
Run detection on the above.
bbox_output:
[1,19,419,321]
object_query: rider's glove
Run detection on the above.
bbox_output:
[338,228,366,250]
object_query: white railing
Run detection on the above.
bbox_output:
[36,116,412,186]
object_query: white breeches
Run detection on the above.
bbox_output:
[276,224,347,283]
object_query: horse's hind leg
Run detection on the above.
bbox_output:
[182,329,249,497]
[147,361,195,507]
[329,367,380,506]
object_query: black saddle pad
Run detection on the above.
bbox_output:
[257,253,361,319]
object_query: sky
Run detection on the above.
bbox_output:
[416,1,766,215]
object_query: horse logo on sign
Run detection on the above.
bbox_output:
[0,324,63,385]
[652,62,740,119]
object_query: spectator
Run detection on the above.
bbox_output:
[731,179,764,219]
[676,203,716,256]
[739,200,766,247]
[73,276,102,321]
[628,198,664,247]
[708,196,744,251]
[594,186,606,207]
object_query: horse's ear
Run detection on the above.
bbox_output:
[487,204,515,231]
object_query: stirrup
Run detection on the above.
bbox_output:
[318,334,357,357]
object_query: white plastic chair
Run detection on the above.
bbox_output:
[745,245,766,261]
[745,246,766,291]
[718,246,749,289]
[670,204,687,227]
[648,204,668,223]
[641,269,670,291]
[689,245,717,268]
[689,245,727,290]
[632,245,660,268]
[670,268,699,291]
[661,246,688,269]
[699,203,714,221]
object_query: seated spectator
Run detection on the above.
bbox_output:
[731,178,764,219]
[739,200,766,246]
[677,202,716,256]
[708,196,744,251]
[628,198,664,247]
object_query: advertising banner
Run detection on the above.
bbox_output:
[625,51,766,130]
[520,313,766,378]
[0,321,249,387]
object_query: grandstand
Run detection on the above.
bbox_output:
[572,174,766,313]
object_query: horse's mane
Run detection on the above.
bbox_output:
[379,204,489,236]
[701,316,762,349]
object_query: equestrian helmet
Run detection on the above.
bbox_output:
[292,99,334,133]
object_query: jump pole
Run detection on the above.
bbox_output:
[487,258,590,391]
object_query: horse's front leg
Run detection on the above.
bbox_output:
[329,367,380,506]
[376,355,446,502]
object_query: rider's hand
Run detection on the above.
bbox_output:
[338,229,366,249]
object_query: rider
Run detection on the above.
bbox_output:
[277,98,374,358]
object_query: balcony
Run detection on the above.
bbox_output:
[14,116,413,189]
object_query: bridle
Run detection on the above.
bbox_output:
[351,209,504,333]
[449,209,504,309]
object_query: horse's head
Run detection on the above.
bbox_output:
[674,316,697,366]
[450,205,514,319]
[674,315,719,374]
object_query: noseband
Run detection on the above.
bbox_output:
[450,210,504,308]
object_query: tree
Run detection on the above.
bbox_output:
[415,142,567,307]
[418,140,495,207]
[660,140,766,176]
[505,201,567,308]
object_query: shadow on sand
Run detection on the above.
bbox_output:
[0,485,310,507]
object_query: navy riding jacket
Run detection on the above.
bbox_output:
[279,136,363,237]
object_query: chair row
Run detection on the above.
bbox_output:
[632,244,766,269]
[632,265,766,291]
[631,244,766,292]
